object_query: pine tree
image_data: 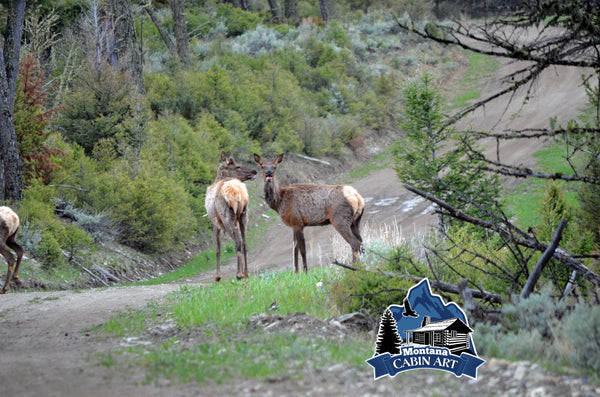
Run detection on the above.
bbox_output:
[374,308,402,355]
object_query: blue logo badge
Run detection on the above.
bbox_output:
[366,278,485,380]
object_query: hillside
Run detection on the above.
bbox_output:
[2,3,600,395]
[1,46,597,397]
[235,58,591,277]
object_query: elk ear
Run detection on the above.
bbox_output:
[253,153,262,164]
[275,153,284,164]
[220,151,228,162]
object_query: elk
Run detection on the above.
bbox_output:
[1,206,24,294]
[254,153,365,273]
[205,151,257,281]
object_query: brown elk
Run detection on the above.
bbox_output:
[1,206,24,294]
[254,153,365,273]
[205,151,257,281]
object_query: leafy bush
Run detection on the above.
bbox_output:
[216,4,261,37]
[476,297,600,376]
[19,182,93,268]
[330,243,417,317]
[503,286,568,338]
[55,63,133,154]
[556,303,600,373]
[87,168,195,253]
[232,25,291,55]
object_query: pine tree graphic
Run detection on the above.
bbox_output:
[375,308,402,355]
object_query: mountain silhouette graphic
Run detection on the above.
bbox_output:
[389,279,477,355]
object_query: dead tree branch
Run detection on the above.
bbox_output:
[331,260,502,304]
[520,219,567,300]
[404,184,600,286]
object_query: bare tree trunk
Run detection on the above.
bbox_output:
[267,0,282,23]
[285,0,299,24]
[144,5,177,57]
[170,0,191,69]
[0,0,26,202]
[108,0,145,94]
[319,0,336,21]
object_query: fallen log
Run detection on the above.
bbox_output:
[90,264,120,282]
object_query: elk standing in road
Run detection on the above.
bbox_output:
[1,206,24,294]
[254,153,364,273]
[205,152,257,281]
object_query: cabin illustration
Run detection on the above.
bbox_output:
[405,316,473,354]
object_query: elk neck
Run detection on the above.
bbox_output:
[263,179,282,212]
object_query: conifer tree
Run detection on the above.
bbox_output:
[375,308,402,355]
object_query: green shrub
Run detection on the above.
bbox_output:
[474,323,548,361]
[330,243,416,317]
[557,303,600,374]
[102,169,195,252]
[55,63,133,154]
[216,4,261,37]
[38,231,64,269]
[503,287,568,338]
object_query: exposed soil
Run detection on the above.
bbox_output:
[1,53,599,396]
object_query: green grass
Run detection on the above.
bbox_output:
[503,143,578,228]
[170,268,337,329]
[138,332,372,384]
[128,249,223,286]
[346,149,393,181]
[448,50,499,109]
[96,267,374,385]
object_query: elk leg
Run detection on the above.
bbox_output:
[239,210,249,278]
[224,223,244,280]
[294,228,308,273]
[7,234,23,286]
[332,222,362,263]
[0,242,15,294]
[292,230,300,273]
[232,230,244,280]
[351,213,364,254]
[214,228,222,282]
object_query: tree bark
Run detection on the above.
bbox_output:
[284,0,299,24]
[109,0,145,94]
[144,5,177,58]
[0,0,26,201]
[319,0,336,21]
[170,0,191,69]
[267,0,282,23]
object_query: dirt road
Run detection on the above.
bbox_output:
[0,58,597,396]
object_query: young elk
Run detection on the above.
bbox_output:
[254,153,364,273]
[1,206,24,294]
[205,151,257,281]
